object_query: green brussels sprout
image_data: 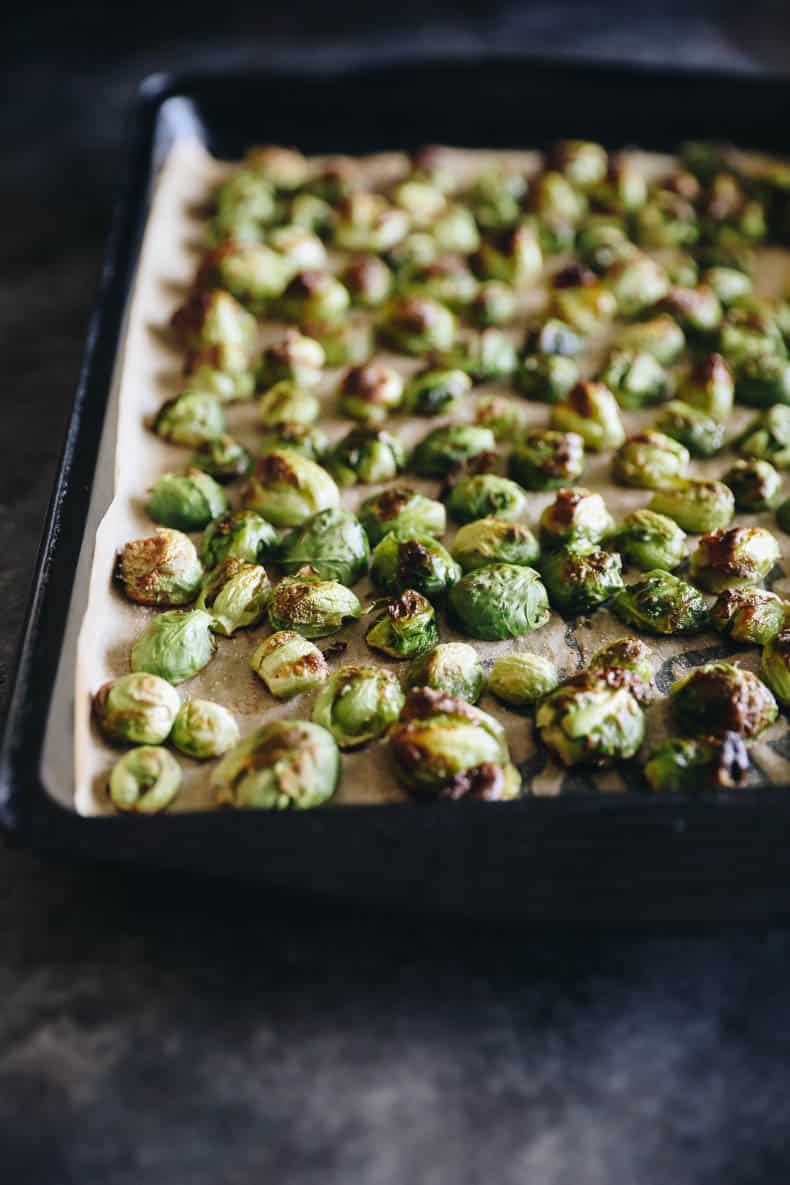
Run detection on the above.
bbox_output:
[302,317,373,367]
[268,568,362,638]
[612,570,708,636]
[170,699,240,759]
[117,528,203,607]
[704,266,753,306]
[522,318,583,358]
[508,429,585,491]
[358,486,446,546]
[250,630,329,700]
[591,153,647,214]
[535,669,645,766]
[541,546,624,615]
[338,363,404,425]
[489,652,559,707]
[171,290,257,390]
[604,253,670,316]
[761,629,790,705]
[333,192,409,253]
[342,255,393,308]
[634,191,698,249]
[267,225,327,273]
[209,170,278,243]
[307,155,363,203]
[437,329,517,381]
[328,426,406,487]
[515,354,579,403]
[405,642,485,703]
[393,177,447,226]
[365,589,439,659]
[737,406,790,468]
[410,423,496,478]
[277,508,370,585]
[474,394,530,441]
[671,661,777,739]
[108,746,182,814]
[130,609,216,684]
[550,283,617,335]
[676,353,734,419]
[719,303,786,364]
[469,281,516,327]
[598,350,670,410]
[723,458,782,512]
[289,192,333,234]
[615,313,686,364]
[200,510,277,570]
[464,166,526,230]
[475,223,542,285]
[242,450,340,527]
[711,586,788,645]
[147,469,229,532]
[258,422,329,462]
[191,434,252,483]
[433,204,481,254]
[256,380,319,430]
[660,285,722,338]
[734,353,790,407]
[653,400,726,458]
[451,517,540,572]
[551,382,625,452]
[387,231,438,273]
[588,637,655,686]
[311,665,405,749]
[614,509,687,572]
[530,170,587,227]
[198,242,291,308]
[550,140,608,190]
[280,270,350,325]
[400,257,478,309]
[662,249,699,287]
[94,672,181,746]
[370,531,461,601]
[688,526,780,593]
[539,488,614,551]
[575,215,633,273]
[389,688,519,800]
[448,564,550,641]
[649,479,734,533]
[380,295,456,356]
[244,145,309,190]
[446,474,528,524]
[643,734,750,793]
[153,390,225,446]
[212,720,340,810]
[611,431,690,491]
[196,557,271,636]
[402,367,471,417]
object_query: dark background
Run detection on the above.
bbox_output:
[3,4,790,1182]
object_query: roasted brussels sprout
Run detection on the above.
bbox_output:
[551,382,625,452]
[212,720,340,810]
[489,652,559,707]
[108,746,182,814]
[615,313,686,365]
[153,390,225,446]
[94,672,181,746]
[433,204,482,254]
[250,630,329,700]
[508,429,585,491]
[389,688,520,800]
[245,145,309,190]
[653,400,726,458]
[117,528,203,607]
[541,546,624,615]
[410,423,496,478]
[198,241,290,309]
[591,152,647,214]
[280,270,350,325]
[405,642,485,703]
[170,699,240,759]
[365,589,439,659]
[551,139,608,189]
[268,225,328,273]
[170,290,257,393]
[719,303,786,364]
[342,255,393,308]
[539,488,614,551]
[677,353,734,419]
[689,526,780,593]
[268,568,362,638]
[196,557,271,636]
[469,281,516,327]
[191,434,252,483]
[306,154,363,203]
[614,508,687,572]
[358,486,446,546]
[147,469,229,532]
[515,353,579,403]
[761,629,790,705]
[634,192,698,250]
[208,169,278,244]
[734,353,790,407]
[380,295,455,356]
[464,166,525,230]
[604,253,670,316]
[370,531,461,601]
[200,510,276,570]
[305,316,374,367]
[643,734,750,793]
[671,662,777,739]
[402,367,471,417]
[612,570,708,635]
[522,317,583,358]
[598,350,670,410]
[723,458,782,512]
[333,192,409,253]
[257,380,319,429]
[649,479,734,533]
[736,406,790,468]
[338,363,404,425]
[242,450,340,527]
[530,170,587,242]
[257,329,325,390]
[328,426,406,487]
[393,177,447,225]
[550,282,617,335]
[312,665,405,749]
[451,517,540,573]
[130,609,216,684]
[711,586,788,646]
[588,637,655,685]
[611,431,690,491]
[277,508,370,585]
[703,266,753,307]
[660,285,722,338]
[474,394,529,441]
[400,257,478,309]
[575,215,633,274]
[446,474,528,524]
[448,564,550,641]
[258,422,329,463]
[475,223,542,286]
[535,669,645,766]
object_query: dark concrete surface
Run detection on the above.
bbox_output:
[2,5,790,1182]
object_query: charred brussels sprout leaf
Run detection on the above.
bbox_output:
[761,629,790,705]
[118,529,203,607]
[737,405,790,468]
[539,488,614,551]
[108,747,182,814]
[94,673,181,746]
[446,474,528,524]
[711,587,788,646]
[212,720,340,810]
[405,643,485,704]
[411,424,496,478]
[365,590,439,659]
[489,653,559,707]
[200,510,277,570]
[644,734,750,792]
[653,400,726,458]
[268,569,362,638]
[277,509,370,585]
[191,434,252,483]
[153,390,225,446]
[508,430,585,491]
[242,450,340,527]
[540,547,624,615]
[370,531,461,601]
[130,609,216,685]
[671,662,777,740]
[312,665,405,749]
[614,509,687,572]
[358,486,446,546]
[250,630,329,700]
[170,699,240,759]
[611,431,689,491]
[723,459,782,512]
[451,517,540,572]
[403,368,471,417]
[649,479,734,533]
[612,571,708,636]
[535,669,645,767]
[448,564,550,641]
[328,426,406,487]
[551,381,625,452]
[689,526,780,593]
[147,469,229,532]
[196,557,271,636]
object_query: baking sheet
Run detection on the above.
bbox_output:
[66,138,790,816]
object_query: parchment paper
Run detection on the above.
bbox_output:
[73,140,790,815]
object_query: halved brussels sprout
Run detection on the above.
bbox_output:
[380,295,456,356]
[653,400,726,458]
[191,434,252,483]
[539,488,614,551]
[588,637,655,686]
[153,390,225,446]
[411,423,496,478]
[250,630,329,700]
[734,353,790,407]
[611,431,690,491]
[200,510,277,570]
[660,285,722,337]
[448,564,550,641]
[575,215,632,273]
[393,177,447,225]
[108,746,182,814]
[508,429,585,491]
[343,255,393,308]
[530,170,587,230]
[677,353,734,419]
[703,266,753,306]
[475,223,542,286]
[328,426,406,487]
[304,316,374,367]
[118,528,203,607]
[469,281,516,327]
[671,661,777,739]
[405,642,485,704]
[130,609,216,684]
[451,517,540,572]
[170,699,240,759]
[400,257,478,309]
[540,546,624,615]
[268,568,362,638]
[723,458,782,512]
[389,688,519,800]
[147,469,229,532]
[634,192,698,250]
[257,329,325,390]
[338,363,404,425]
[94,672,181,746]
[242,450,340,527]
[212,720,340,810]
[719,302,786,364]
[208,170,278,244]
[446,474,528,524]
[268,225,327,273]
[171,290,257,390]
[604,253,670,316]
[516,354,579,403]
[257,380,319,429]
[644,734,750,793]
[474,394,530,441]
[358,486,446,546]
[197,557,271,636]
[551,382,625,452]
[761,629,790,705]
[370,531,461,601]
[591,153,647,213]
[333,192,409,253]
[198,241,290,308]
[551,140,608,190]
[711,586,788,645]
[612,570,708,635]
[258,422,329,462]
[433,204,482,254]
[736,405,790,468]
[489,652,559,707]
[599,350,670,410]
[535,669,645,766]
[437,329,517,381]
[245,145,309,190]
[550,282,617,335]
[688,526,780,593]
[280,270,350,325]
[522,317,583,358]
[614,509,687,572]
[615,313,685,364]
[365,589,439,659]
[649,479,734,533]
[403,368,471,417]
[312,665,405,749]
[278,508,370,585]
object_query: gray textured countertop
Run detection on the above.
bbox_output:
[2,5,790,1182]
